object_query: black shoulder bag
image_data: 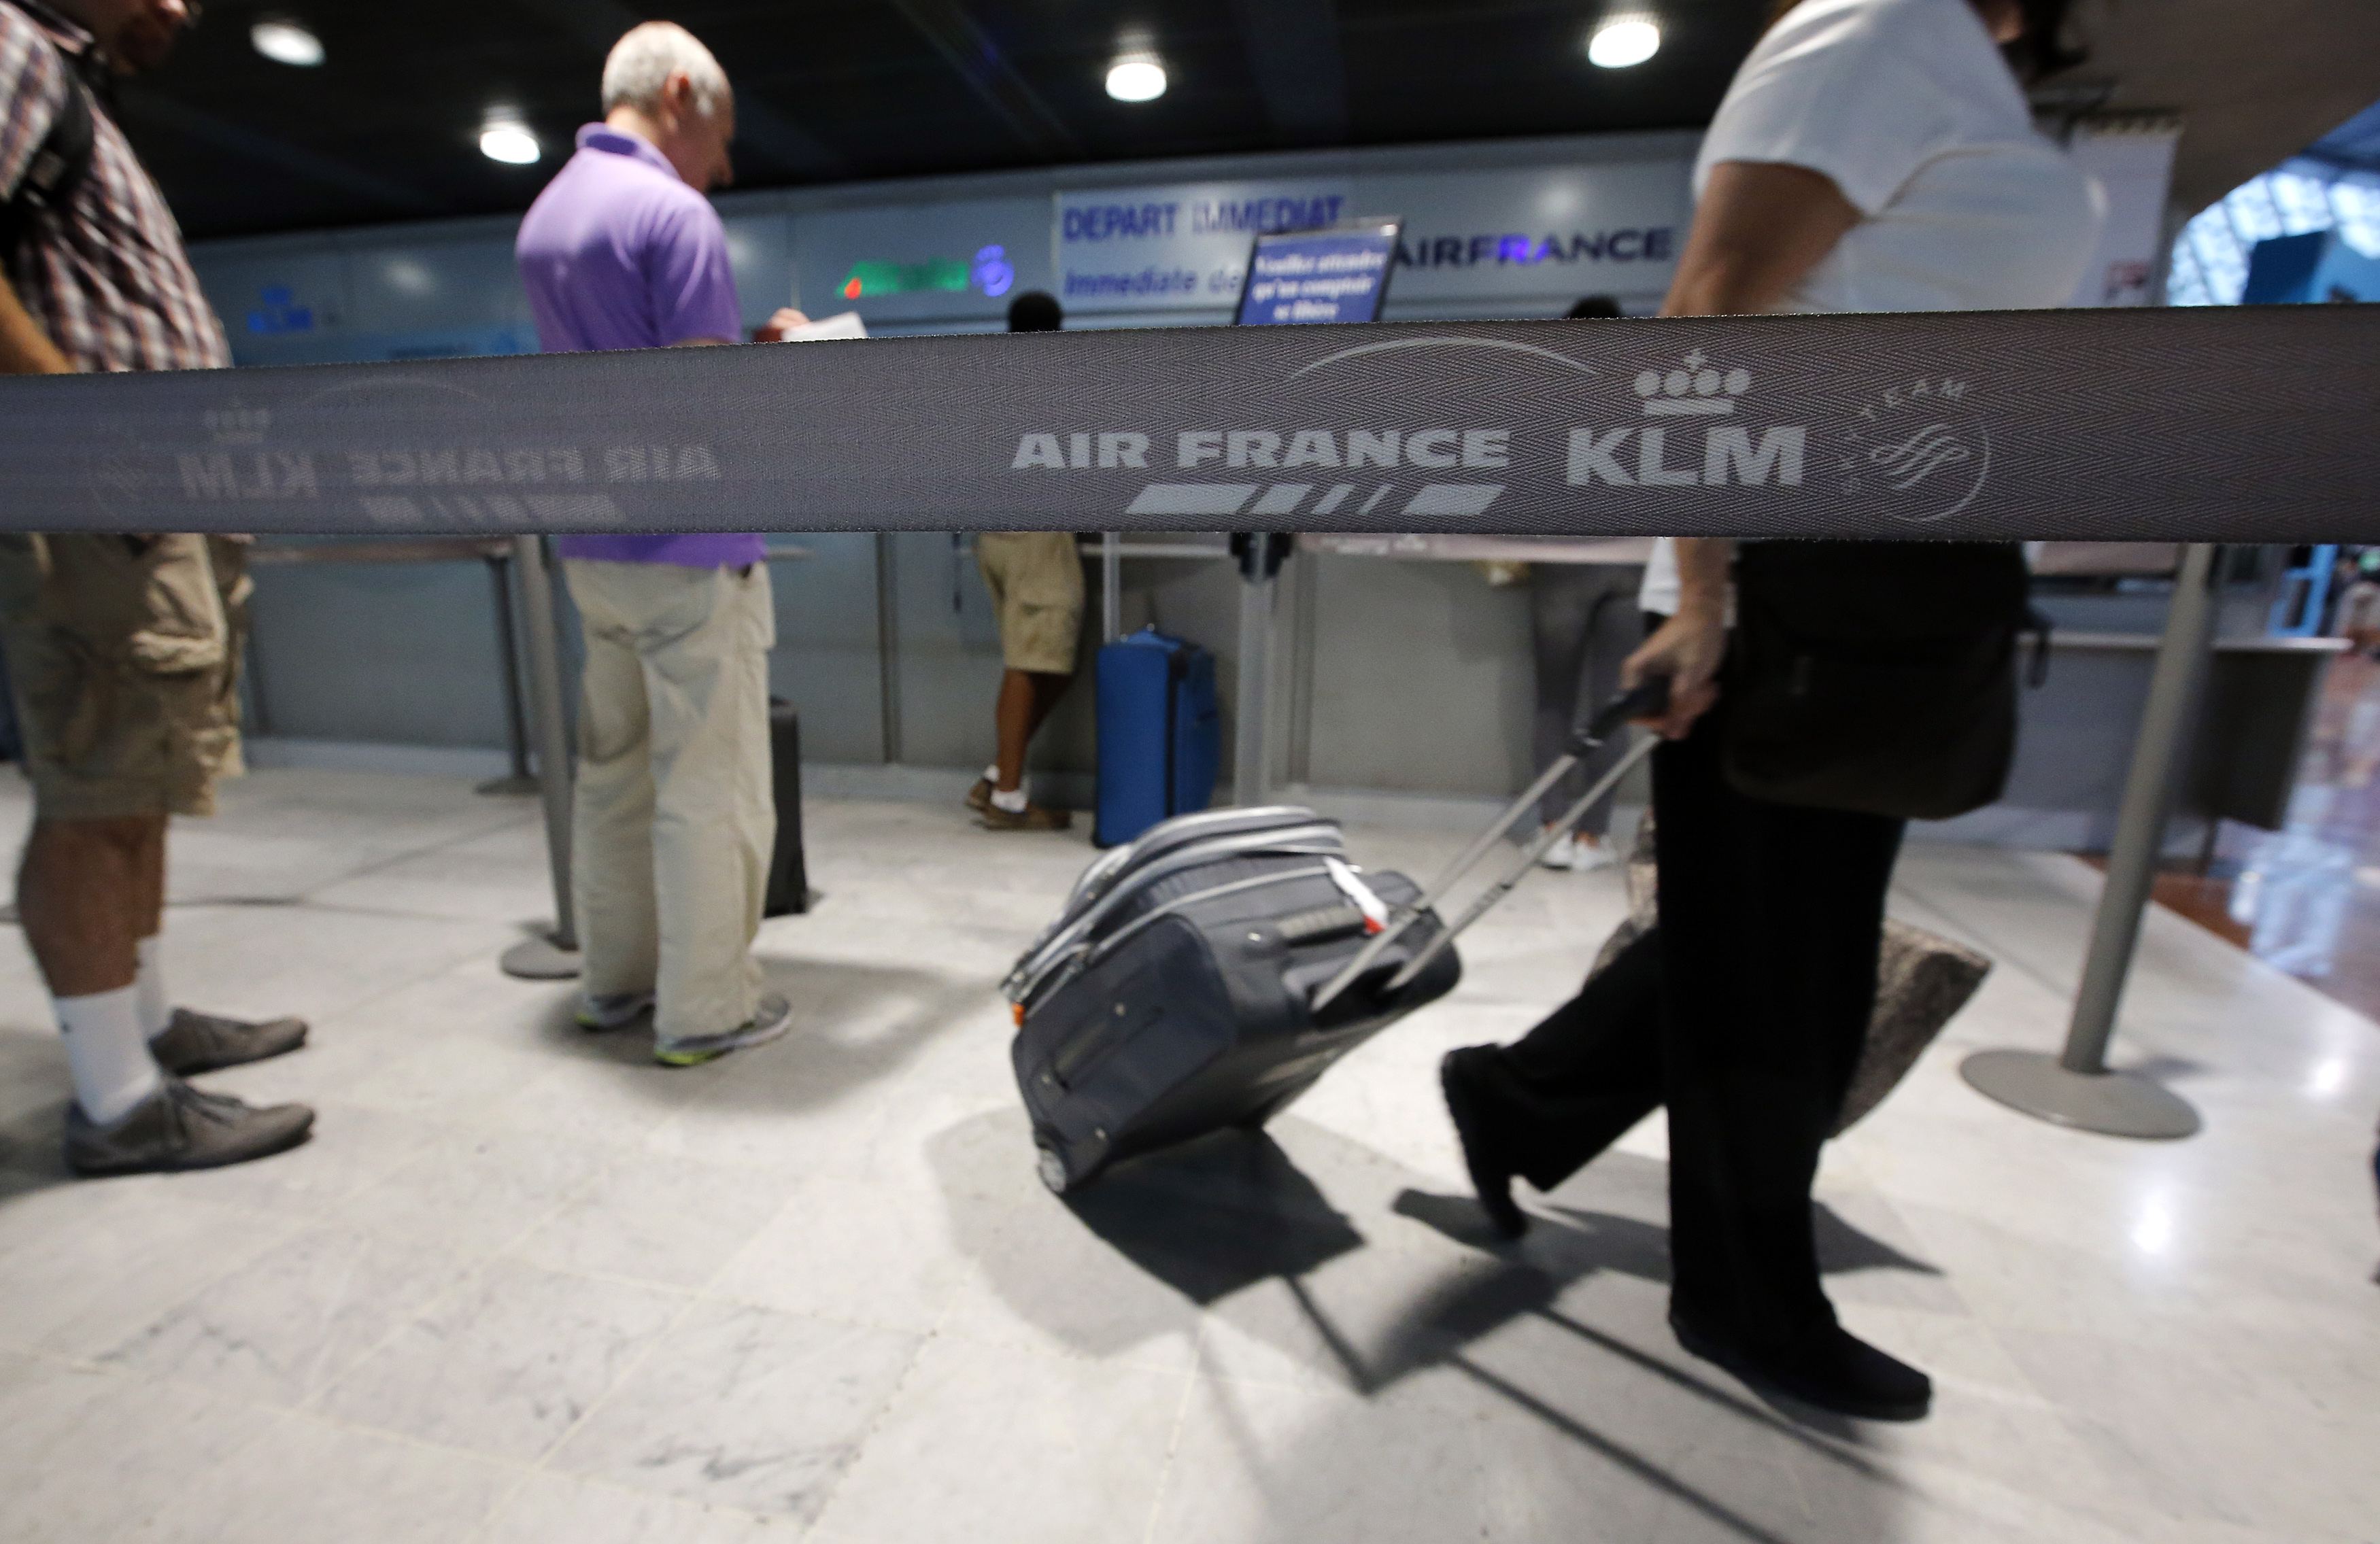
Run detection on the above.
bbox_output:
[1722,541,2041,821]
[0,48,97,258]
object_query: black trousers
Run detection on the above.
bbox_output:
[1478,703,1903,1346]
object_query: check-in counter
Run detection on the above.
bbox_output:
[240,533,2340,858]
[1957,630,2344,853]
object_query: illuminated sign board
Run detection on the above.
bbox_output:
[836,244,1017,301]
[1235,220,1401,326]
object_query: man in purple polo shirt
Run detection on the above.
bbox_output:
[517,20,804,1067]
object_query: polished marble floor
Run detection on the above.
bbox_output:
[0,768,2373,1543]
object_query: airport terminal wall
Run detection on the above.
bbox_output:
[186,127,2280,846]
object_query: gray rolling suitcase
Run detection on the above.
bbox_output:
[1005,680,1668,1195]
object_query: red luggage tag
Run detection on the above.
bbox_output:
[1324,858,1391,935]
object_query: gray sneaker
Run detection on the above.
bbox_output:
[653,993,794,1068]
[575,991,656,1032]
[149,1007,309,1076]
[65,1077,315,1177]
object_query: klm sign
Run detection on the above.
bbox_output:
[1565,351,1805,488]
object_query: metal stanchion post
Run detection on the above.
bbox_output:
[499,534,583,980]
[476,549,539,797]
[1960,542,2217,1138]
[1102,531,1122,644]
[1231,533,1290,807]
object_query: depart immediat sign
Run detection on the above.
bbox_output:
[1056,181,1355,311]
[1055,156,1694,314]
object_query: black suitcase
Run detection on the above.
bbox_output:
[763,698,811,917]
[1006,807,1459,1193]
[1004,679,1666,1195]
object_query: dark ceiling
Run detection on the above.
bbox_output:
[96,0,2380,243]
[117,0,1778,241]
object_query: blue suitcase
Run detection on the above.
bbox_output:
[1093,626,1220,848]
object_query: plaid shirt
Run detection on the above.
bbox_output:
[0,0,225,373]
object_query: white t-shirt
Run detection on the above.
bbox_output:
[1694,0,2105,315]
[1639,538,1681,617]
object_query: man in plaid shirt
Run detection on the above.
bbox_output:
[1,0,314,1175]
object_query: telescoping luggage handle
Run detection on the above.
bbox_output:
[1308,676,1672,1015]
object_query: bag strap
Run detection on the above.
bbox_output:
[0,41,97,258]
[2024,604,2055,687]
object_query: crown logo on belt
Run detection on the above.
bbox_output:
[1633,351,1752,417]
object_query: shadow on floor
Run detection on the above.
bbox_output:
[1061,1129,1369,1305]
[930,1108,1930,1541]
[2117,1051,2215,1084]
[532,950,985,1118]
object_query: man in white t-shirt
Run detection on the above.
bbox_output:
[1444,0,2101,1426]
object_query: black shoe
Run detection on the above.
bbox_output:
[1670,1307,1933,1422]
[148,1007,309,1076]
[64,1077,315,1177]
[1440,1047,1529,1239]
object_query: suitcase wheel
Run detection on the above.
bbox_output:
[1035,1142,1076,1195]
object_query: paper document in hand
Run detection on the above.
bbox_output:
[778,311,869,341]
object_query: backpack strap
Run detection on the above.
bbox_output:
[0,47,97,258]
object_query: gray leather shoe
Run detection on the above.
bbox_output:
[65,1078,315,1177]
[149,1007,309,1077]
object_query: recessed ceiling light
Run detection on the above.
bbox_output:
[1106,54,1167,103]
[479,123,541,165]
[250,19,324,67]
[1588,17,1661,69]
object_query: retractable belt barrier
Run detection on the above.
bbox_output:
[3,307,2375,540]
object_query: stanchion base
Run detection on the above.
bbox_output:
[500,933,581,980]
[475,774,541,797]
[1959,1049,2200,1139]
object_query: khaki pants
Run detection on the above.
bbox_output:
[564,559,775,1042]
[975,532,1085,676]
[0,533,248,819]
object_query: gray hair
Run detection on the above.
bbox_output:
[600,22,730,120]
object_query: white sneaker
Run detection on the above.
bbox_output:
[1537,832,1580,871]
[1571,836,1618,873]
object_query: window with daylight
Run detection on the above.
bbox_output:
[2166,166,2380,305]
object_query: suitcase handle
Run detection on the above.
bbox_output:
[1378,736,1658,997]
[1308,677,1669,1015]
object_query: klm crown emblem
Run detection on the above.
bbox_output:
[1633,351,1752,416]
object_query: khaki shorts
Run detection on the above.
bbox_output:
[0,534,248,821]
[976,531,1085,676]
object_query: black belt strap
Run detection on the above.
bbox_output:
[1,307,2373,540]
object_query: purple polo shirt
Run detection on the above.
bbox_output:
[516,124,762,569]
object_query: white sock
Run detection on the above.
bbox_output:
[983,764,1001,784]
[58,985,165,1126]
[135,934,171,1040]
[991,785,1030,814]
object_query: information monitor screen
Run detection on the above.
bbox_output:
[1234,218,1402,326]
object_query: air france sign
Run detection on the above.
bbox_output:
[1359,162,1689,305]
[1002,337,1986,529]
